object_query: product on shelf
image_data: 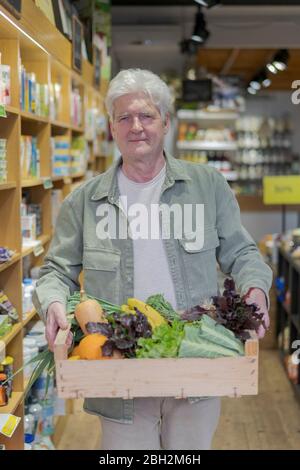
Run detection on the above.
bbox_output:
[22,278,35,318]
[0,247,15,264]
[49,82,62,121]
[0,64,11,105]
[70,136,88,175]
[51,136,70,177]
[71,86,82,128]
[21,214,36,241]
[20,135,40,179]
[0,138,7,182]
[0,356,14,398]
[0,372,8,406]
[27,204,42,237]
[20,65,49,116]
[0,290,18,323]
[178,122,236,143]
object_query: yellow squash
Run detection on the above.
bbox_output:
[127,298,167,328]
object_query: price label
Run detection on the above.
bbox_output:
[63,177,72,185]
[263,176,300,205]
[43,178,53,189]
[0,415,21,438]
[33,243,44,257]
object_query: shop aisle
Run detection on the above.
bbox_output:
[55,350,300,450]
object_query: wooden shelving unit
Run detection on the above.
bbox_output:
[276,247,300,404]
[0,1,111,450]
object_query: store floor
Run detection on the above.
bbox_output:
[55,350,300,450]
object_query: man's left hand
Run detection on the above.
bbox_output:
[244,288,270,339]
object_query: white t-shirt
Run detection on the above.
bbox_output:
[117,164,177,308]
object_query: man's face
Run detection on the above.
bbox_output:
[110,93,169,161]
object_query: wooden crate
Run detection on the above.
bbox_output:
[54,329,258,399]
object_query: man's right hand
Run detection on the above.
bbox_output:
[46,301,73,352]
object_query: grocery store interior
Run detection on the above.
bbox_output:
[1,0,300,451]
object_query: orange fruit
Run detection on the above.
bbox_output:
[78,334,108,360]
[71,345,80,356]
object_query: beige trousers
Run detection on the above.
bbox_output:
[100,397,221,450]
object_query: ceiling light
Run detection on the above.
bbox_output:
[272,49,290,71]
[266,63,278,74]
[191,7,210,44]
[249,78,261,91]
[247,86,257,95]
[194,0,221,8]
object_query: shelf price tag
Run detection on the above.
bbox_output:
[43,178,53,190]
[0,414,21,438]
[33,242,44,257]
[263,176,300,205]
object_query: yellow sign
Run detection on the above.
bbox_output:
[263,176,300,205]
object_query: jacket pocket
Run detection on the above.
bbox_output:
[178,228,219,305]
[83,247,121,304]
[179,227,219,253]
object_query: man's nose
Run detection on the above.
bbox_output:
[131,117,143,132]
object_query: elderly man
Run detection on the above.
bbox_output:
[33,69,272,450]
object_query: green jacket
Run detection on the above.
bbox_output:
[33,152,272,423]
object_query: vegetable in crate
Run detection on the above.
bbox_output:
[75,290,107,335]
[181,278,265,341]
[146,294,180,322]
[86,309,152,358]
[178,315,244,358]
[127,298,167,329]
[136,321,185,358]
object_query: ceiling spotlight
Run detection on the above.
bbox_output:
[272,49,290,71]
[249,78,261,91]
[247,86,257,95]
[266,63,278,74]
[267,49,290,74]
[191,7,210,43]
[194,0,221,8]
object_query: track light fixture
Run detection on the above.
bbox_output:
[267,49,290,74]
[247,68,272,95]
[191,7,210,44]
[194,0,221,8]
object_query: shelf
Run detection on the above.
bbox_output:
[0,322,22,346]
[71,125,84,133]
[0,182,17,190]
[51,120,70,130]
[0,253,21,273]
[177,109,239,121]
[0,391,24,414]
[177,141,237,151]
[3,105,19,115]
[23,309,38,327]
[21,178,54,188]
[22,234,51,258]
[20,110,49,123]
[71,172,85,179]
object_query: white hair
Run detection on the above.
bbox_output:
[105,69,173,120]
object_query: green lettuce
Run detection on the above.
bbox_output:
[136,321,185,358]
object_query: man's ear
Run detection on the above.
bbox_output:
[109,118,115,139]
[164,112,170,135]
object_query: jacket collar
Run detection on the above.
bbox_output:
[91,151,191,202]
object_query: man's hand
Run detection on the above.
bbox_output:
[46,301,73,352]
[244,288,270,339]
